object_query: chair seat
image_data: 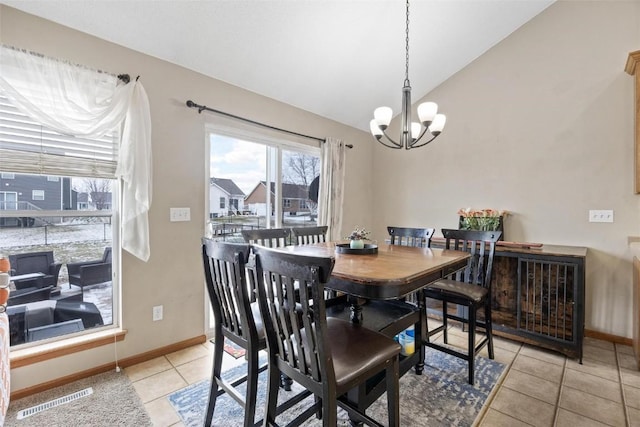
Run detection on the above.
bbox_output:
[307,318,401,391]
[425,279,488,303]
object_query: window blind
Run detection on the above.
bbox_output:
[0,93,119,179]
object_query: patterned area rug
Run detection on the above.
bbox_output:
[208,338,247,359]
[168,348,506,426]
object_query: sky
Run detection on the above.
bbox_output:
[209,134,267,195]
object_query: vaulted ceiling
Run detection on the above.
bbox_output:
[2,0,555,131]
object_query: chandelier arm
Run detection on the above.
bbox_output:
[377,130,403,149]
[408,132,439,149]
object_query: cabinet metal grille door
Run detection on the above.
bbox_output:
[517,259,576,342]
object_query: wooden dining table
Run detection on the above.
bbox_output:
[280,241,470,417]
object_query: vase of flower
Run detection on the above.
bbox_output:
[457,208,507,240]
[346,227,370,250]
[350,239,365,249]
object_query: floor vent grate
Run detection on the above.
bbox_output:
[17,387,93,420]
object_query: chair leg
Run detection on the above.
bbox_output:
[244,346,259,427]
[414,289,425,375]
[468,306,476,385]
[280,373,293,391]
[323,390,338,427]
[263,358,282,426]
[205,331,224,426]
[442,301,448,343]
[386,357,400,427]
[484,299,495,360]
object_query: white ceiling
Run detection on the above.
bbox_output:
[2,0,554,131]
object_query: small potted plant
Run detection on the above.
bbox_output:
[346,227,371,249]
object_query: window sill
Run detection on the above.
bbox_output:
[10,328,127,368]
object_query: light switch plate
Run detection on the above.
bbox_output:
[170,207,191,222]
[589,209,614,223]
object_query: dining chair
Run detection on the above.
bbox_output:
[252,245,401,427]
[387,226,434,247]
[422,228,502,385]
[201,239,308,427]
[387,226,435,306]
[291,225,328,245]
[241,228,292,247]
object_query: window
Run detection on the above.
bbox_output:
[207,127,321,335]
[220,197,225,209]
[0,192,17,210]
[0,84,118,347]
[300,199,308,209]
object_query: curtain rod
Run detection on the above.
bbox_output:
[185,100,353,148]
[2,44,126,80]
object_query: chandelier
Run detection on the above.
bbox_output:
[369,0,446,150]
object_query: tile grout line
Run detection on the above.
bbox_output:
[551,355,568,426]
[615,344,631,427]
[474,340,523,426]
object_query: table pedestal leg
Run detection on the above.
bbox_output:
[349,298,363,324]
[415,289,426,375]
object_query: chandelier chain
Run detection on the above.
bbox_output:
[405,0,410,85]
[369,0,445,149]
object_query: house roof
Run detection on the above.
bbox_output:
[210,177,245,196]
[263,181,308,200]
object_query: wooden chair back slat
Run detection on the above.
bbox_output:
[291,226,328,245]
[387,226,434,247]
[241,228,292,247]
[441,229,501,289]
[253,246,335,384]
[202,239,255,342]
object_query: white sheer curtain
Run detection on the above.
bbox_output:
[318,137,347,241]
[0,45,152,261]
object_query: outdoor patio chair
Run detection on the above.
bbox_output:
[8,251,62,290]
[67,247,112,292]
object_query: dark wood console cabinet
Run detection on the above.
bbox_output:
[431,240,587,360]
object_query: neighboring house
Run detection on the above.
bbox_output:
[77,192,89,210]
[0,172,75,227]
[209,177,245,218]
[245,181,310,216]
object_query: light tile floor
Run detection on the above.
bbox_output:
[126,322,640,427]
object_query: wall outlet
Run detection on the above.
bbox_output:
[152,305,163,321]
[589,209,614,223]
[169,207,191,222]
